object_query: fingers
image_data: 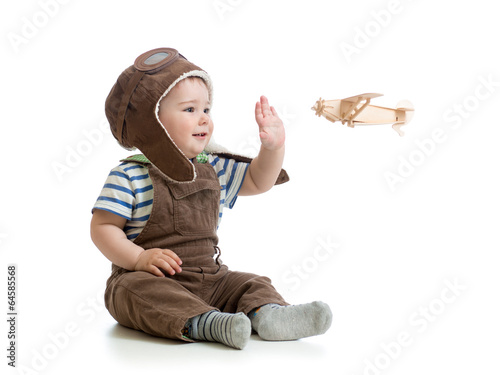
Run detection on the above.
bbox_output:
[260,95,271,115]
[255,96,272,120]
[158,250,182,275]
[255,99,263,122]
[135,248,183,277]
[162,249,182,266]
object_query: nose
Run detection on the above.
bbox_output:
[199,112,209,125]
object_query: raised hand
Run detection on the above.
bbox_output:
[255,96,285,151]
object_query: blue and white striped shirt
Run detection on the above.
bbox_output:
[92,154,249,240]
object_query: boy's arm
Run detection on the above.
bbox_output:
[90,209,182,277]
[239,96,286,196]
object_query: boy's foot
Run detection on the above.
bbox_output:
[187,311,251,350]
[249,301,332,341]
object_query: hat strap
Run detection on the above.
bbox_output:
[115,70,145,144]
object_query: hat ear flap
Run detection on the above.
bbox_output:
[105,67,137,150]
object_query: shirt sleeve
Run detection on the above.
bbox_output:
[92,163,145,220]
[209,154,249,209]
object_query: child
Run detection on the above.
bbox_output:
[90,47,332,350]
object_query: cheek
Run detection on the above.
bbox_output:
[161,114,186,137]
[168,125,189,146]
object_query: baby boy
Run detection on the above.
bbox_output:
[90,48,332,349]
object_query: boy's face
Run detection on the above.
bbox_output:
[158,77,213,159]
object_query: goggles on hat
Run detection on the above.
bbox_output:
[115,48,182,145]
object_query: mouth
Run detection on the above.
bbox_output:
[192,132,208,138]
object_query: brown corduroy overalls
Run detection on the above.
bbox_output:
[104,158,287,342]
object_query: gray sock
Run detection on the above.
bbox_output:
[249,301,332,341]
[188,311,251,350]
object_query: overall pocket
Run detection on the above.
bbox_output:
[168,178,221,236]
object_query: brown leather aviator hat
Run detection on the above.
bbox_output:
[105,47,213,183]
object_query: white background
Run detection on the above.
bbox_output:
[1,0,499,374]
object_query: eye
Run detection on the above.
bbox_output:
[204,108,210,114]
[184,107,194,113]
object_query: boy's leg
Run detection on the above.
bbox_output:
[206,270,332,341]
[206,270,289,315]
[105,267,213,342]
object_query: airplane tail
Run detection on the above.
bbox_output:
[392,100,414,136]
[396,100,414,113]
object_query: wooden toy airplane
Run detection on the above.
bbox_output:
[312,93,414,136]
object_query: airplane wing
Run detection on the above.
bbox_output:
[340,93,384,125]
[341,93,384,102]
